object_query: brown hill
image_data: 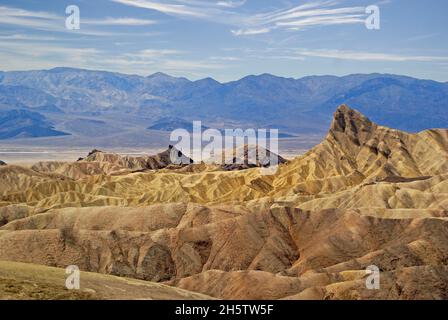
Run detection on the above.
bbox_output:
[83,146,194,169]
[30,146,194,179]
[204,144,288,171]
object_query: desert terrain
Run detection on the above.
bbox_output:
[0,105,447,300]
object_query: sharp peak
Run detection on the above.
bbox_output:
[334,104,367,117]
[195,77,220,84]
[336,104,357,113]
[330,104,374,134]
[147,72,191,82]
[148,71,172,77]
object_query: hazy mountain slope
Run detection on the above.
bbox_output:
[0,109,69,139]
[0,85,60,109]
[0,68,447,140]
[147,117,209,132]
[318,76,448,131]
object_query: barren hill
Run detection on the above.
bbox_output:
[29,146,194,179]
[0,260,212,300]
[0,105,447,300]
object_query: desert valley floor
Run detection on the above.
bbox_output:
[0,105,447,300]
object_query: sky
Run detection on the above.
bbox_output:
[0,0,447,82]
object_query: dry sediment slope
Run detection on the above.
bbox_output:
[0,105,447,300]
[29,146,194,179]
[0,260,213,300]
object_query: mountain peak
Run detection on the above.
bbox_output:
[147,72,171,78]
[147,72,190,83]
[48,67,93,74]
[195,77,220,85]
[330,104,374,135]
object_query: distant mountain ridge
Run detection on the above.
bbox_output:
[0,109,68,139]
[0,68,447,141]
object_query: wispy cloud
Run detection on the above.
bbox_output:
[0,40,99,58]
[0,5,158,34]
[296,49,448,62]
[0,34,58,41]
[111,0,210,17]
[216,0,246,8]
[233,1,366,35]
[231,27,270,36]
[209,56,242,61]
[406,33,439,42]
[0,5,62,30]
[124,48,183,59]
[84,17,157,26]
[111,0,368,36]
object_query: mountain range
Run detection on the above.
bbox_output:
[0,68,447,144]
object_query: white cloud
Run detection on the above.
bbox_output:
[0,5,59,20]
[0,34,58,41]
[234,1,366,35]
[111,0,208,17]
[84,17,157,26]
[296,49,448,62]
[0,40,99,58]
[276,14,365,28]
[124,48,183,59]
[216,0,246,8]
[0,5,62,30]
[209,56,242,61]
[0,5,158,37]
[231,27,270,36]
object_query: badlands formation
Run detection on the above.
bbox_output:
[0,105,447,300]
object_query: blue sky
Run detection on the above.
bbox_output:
[0,0,447,81]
